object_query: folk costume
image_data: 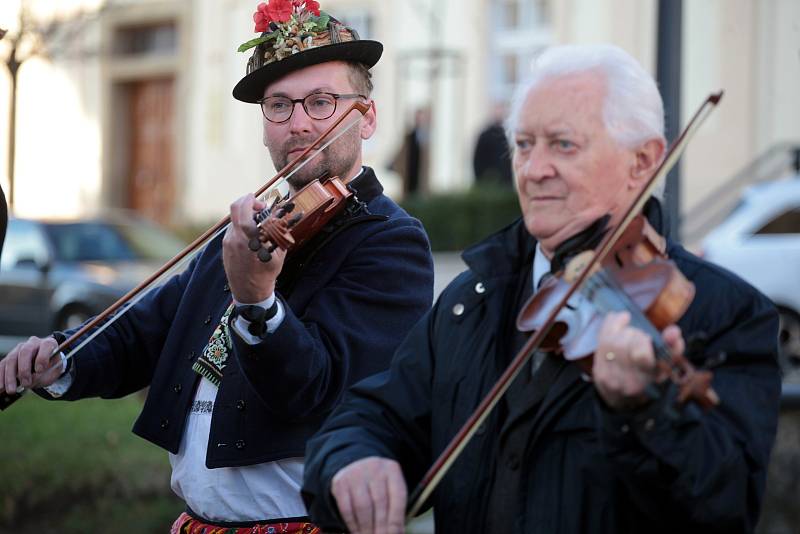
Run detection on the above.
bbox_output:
[37,2,434,531]
[303,205,781,533]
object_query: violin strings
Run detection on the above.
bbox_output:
[589,270,673,361]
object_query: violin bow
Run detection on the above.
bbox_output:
[406,92,723,518]
[0,101,371,411]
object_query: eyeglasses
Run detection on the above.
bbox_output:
[258,92,367,123]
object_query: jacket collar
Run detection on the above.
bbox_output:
[348,166,384,204]
[461,196,667,281]
[461,218,536,282]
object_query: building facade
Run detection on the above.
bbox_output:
[0,0,798,235]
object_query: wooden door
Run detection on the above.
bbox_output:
[127,77,175,225]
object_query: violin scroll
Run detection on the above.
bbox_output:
[656,354,720,410]
[249,201,302,263]
[248,175,354,263]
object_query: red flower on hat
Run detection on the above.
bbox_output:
[289,0,321,16]
[253,3,270,32]
[266,0,293,23]
[305,0,321,16]
[253,0,294,32]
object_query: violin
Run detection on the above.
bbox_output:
[516,214,718,409]
[247,173,354,262]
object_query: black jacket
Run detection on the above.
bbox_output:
[41,169,435,468]
[0,184,6,259]
[303,217,781,533]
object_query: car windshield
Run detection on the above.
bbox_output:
[42,220,184,262]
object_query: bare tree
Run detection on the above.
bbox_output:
[1,1,100,212]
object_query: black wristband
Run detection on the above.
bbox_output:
[234,300,280,337]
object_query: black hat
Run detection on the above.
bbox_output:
[232,2,382,103]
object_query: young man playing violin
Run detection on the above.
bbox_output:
[0,3,433,532]
[302,44,781,534]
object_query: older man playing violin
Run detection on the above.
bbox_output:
[302,44,780,534]
[0,2,433,532]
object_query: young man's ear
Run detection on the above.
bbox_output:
[360,101,377,140]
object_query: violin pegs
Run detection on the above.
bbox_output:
[248,237,263,252]
[257,248,273,263]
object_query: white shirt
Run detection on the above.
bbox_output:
[532,242,551,291]
[169,379,307,522]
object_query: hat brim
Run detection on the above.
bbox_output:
[232,40,383,103]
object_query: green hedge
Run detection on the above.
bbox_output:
[401,185,521,251]
[0,394,181,533]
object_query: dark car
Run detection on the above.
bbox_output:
[0,213,186,353]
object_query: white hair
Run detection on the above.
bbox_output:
[505,44,666,196]
[506,44,666,145]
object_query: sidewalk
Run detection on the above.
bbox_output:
[432,252,466,297]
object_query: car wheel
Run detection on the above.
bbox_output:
[777,307,800,383]
[57,307,92,331]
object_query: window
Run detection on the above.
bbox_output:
[43,223,136,262]
[114,22,177,56]
[755,208,800,235]
[496,0,550,30]
[334,9,373,40]
[489,0,553,101]
[0,220,50,270]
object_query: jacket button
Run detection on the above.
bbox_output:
[474,282,485,294]
[187,350,196,361]
[235,440,245,450]
[160,419,169,429]
[204,315,212,325]
[644,418,656,432]
[236,400,246,411]
[507,452,520,471]
[173,384,182,394]
[452,303,465,316]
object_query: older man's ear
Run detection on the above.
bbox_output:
[629,138,667,187]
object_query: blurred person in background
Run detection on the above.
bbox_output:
[0,28,6,259]
[0,2,433,533]
[390,107,431,197]
[473,101,513,187]
[0,184,6,259]
[302,44,780,533]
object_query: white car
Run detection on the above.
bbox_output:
[701,177,800,380]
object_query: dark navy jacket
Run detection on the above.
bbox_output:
[303,217,781,533]
[43,168,434,468]
[0,184,6,258]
